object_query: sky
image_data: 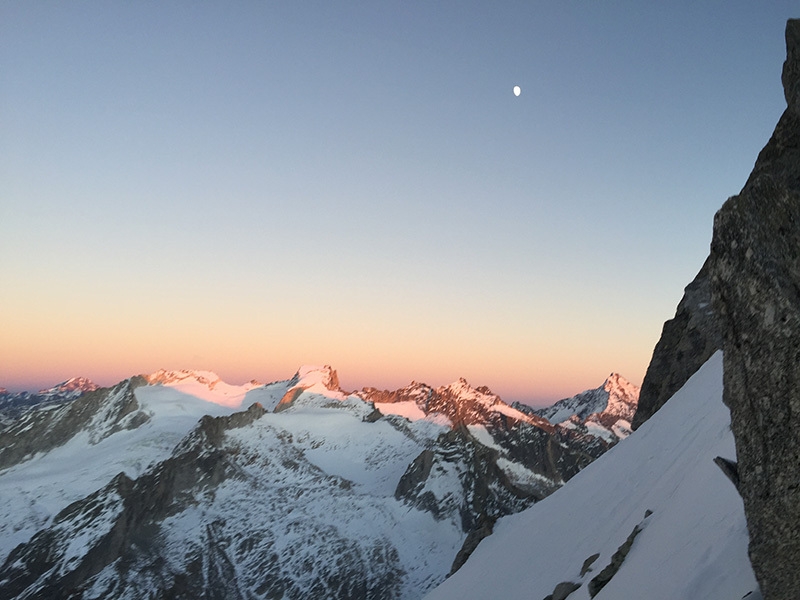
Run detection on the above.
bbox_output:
[1,2,797,404]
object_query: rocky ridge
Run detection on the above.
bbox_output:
[0,377,149,471]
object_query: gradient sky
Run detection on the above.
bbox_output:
[1,2,796,404]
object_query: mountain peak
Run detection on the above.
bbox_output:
[533,374,640,439]
[603,373,640,413]
[146,369,223,387]
[294,365,341,392]
[438,378,496,402]
[38,377,99,396]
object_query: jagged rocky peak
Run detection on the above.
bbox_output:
[274,365,348,412]
[709,18,800,600]
[604,372,631,390]
[360,375,556,433]
[439,377,499,401]
[364,377,498,406]
[438,377,496,403]
[359,380,434,404]
[293,364,341,391]
[534,373,640,426]
[602,373,640,420]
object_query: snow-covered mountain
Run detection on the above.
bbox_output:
[0,366,635,599]
[531,373,639,424]
[39,377,99,397]
[515,373,640,447]
[424,353,761,600]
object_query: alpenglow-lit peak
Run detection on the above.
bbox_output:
[38,377,99,395]
[534,374,640,425]
[362,377,553,431]
[145,369,259,408]
[292,365,342,395]
[602,373,640,421]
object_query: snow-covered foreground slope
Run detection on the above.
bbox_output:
[425,352,760,600]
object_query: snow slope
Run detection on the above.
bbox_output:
[425,352,761,600]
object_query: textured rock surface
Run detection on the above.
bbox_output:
[631,257,721,429]
[394,426,538,574]
[709,18,800,600]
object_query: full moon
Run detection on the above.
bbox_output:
[513,85,521,97]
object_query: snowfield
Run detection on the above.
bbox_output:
[425,352,761,600]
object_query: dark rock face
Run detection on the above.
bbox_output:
[631,257,721,429]
[709,18,800,600]
[394,426,538,574]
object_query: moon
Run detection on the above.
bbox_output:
[513,85,521,97]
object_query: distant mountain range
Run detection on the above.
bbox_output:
[0,366,637,599]
[0,376,98,408]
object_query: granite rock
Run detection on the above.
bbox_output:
[710,18,800,600]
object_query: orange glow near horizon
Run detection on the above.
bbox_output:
[0,252,660,405]
[1,306,654,405]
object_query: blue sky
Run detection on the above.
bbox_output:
[1,2,796,403]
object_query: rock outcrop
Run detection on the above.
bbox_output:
[631,257,721,429]
[709,18,800,600]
